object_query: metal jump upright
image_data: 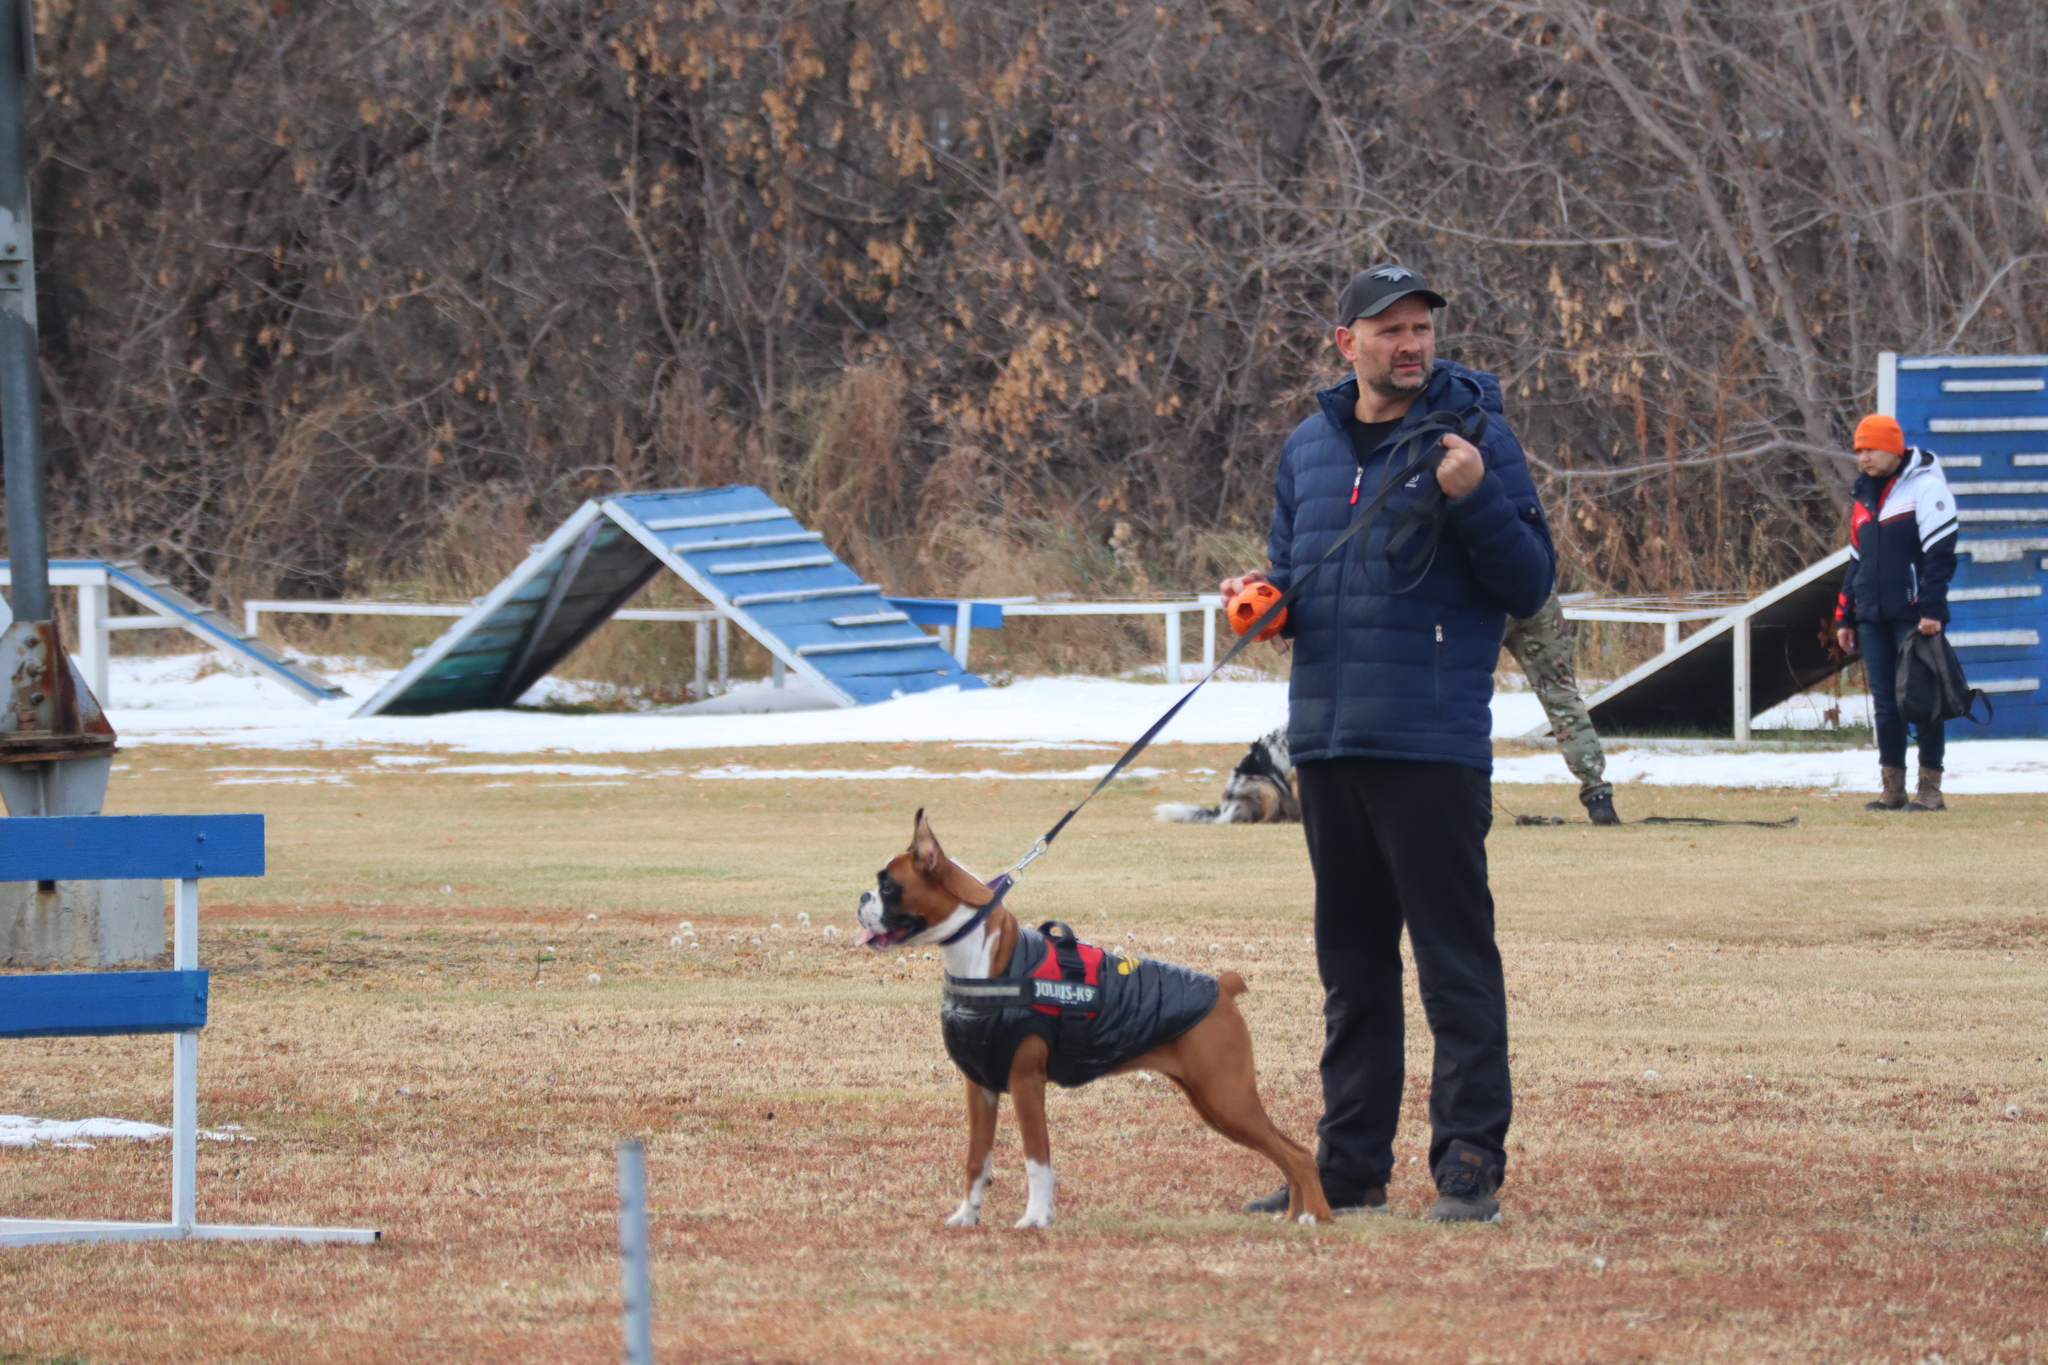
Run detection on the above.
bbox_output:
[0,815,379,1246]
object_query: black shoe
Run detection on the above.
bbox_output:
[1242,1181,1389,1218]
[1584,793,1620,826]
[1422,1140,1502,1224]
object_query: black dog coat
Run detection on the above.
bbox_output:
[941,921,1220,1092]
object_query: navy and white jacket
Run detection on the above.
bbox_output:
[1835,447,1960,627]
[1267,361,1555,771]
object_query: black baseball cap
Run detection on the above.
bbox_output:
[1335,264,1447,327]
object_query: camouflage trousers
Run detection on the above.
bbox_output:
[1502,593,1610,801]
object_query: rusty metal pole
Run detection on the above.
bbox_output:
[0,0,45,625]
[0,0,115,820]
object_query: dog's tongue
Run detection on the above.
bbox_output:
[852,925,879,948]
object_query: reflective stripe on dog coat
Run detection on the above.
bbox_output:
[941,923,1221,1093]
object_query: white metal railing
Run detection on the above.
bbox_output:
[1557,590,1746,654]
[244,594,1241,687]
[990,596,1227,681]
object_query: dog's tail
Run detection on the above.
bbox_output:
[1217,971,1249,999]
[1154,802,1222,824]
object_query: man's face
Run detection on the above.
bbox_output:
[1336,295,1435,401]
[1855,446,1905,479]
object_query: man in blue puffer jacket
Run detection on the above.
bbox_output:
[1225,265,1554,1224]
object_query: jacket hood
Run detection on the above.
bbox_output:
[1316,359,1503,434]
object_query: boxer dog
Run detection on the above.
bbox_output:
[854,810,1329,1229]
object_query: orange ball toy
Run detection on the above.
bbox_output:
[1227,582,1287,642]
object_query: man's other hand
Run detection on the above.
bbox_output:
[1220,570,1270,599]
[1836,626,1858,654]
[1438,435,1484,499]
[1918,617,1943,636]
[1219,571,1290,655]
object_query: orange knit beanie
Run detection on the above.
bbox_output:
[1853,413,1905,455]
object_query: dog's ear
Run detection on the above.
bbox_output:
[911,808,946,876]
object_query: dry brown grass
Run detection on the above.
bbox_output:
[4,745,2046,1364]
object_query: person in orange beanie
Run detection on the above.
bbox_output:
[1832,413,1958,811]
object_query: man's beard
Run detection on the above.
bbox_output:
[1365,362,1428,401]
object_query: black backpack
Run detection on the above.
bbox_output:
[1895,631,1993,727]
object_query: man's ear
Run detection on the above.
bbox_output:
[911,808,945,876]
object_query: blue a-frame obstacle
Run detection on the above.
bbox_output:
[0,815,379,1246]
[354,485,987,716]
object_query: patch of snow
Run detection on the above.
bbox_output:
[79,654,2048,790]
[958,740,1120,752]
[1495,739,2048,795]
[690,764,1167,781]
[0,1114,246,1147]
[429,763,635,777]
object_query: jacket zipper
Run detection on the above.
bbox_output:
[1328,458,1367,754]
[1909,562,1918,604]
[1434,624,1444,717]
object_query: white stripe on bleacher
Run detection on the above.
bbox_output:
[1958,509,2048,522]
[1949,583,2042,602]
[795,637,935,655]
[1942,379,2045,392]
[1952,481,2048,495]
[706,554,838,575]
[729,583,880,606]
[1901,355,2048,369]
[640,507,794,531]
[2013,454,2048,466]
[1948,629,2040,648]
[1929,417,2048,433]
[1960,538,2048,561]
[829,611,912,626]
[1967,676,2040,693]
[667,531,822,553]
[1939,455,1982,467]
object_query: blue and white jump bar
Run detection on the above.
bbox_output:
[0,815,379,1247]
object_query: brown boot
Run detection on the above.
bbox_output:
[1905,766,1946,812]
[1864,765,1907,811]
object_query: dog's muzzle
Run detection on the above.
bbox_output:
[853,890,918,950]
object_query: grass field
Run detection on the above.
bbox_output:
[3,742,2045,1364]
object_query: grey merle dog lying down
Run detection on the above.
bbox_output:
[1155,726,1299,825]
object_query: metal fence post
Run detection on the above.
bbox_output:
[715,617,729,693]
[693,619,708,699]
[617,1140,653,1365]
[1731,610,1752,742]
[952,600,973,667]
[76,575,109,703]
[171,877,200,1232]
[1163,610,1182,683]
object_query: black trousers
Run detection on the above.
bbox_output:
[1858,620,1946,771]
[1296,757,1511,1191]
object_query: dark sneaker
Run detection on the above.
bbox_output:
[1422,1141,1501,1224]
[1584,793,1620,826]
[1242,1181,1389,1218]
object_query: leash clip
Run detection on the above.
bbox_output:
[1006,837,1051,880]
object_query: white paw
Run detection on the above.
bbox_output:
[1297,1212,1319,1226]
[944,1204,980,1228]
[1013,1207,1054,1229]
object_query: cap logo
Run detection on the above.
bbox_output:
[1367,265,1416,282]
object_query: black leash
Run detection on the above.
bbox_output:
[998,406,1489,881]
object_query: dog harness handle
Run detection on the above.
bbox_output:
[1038,921,1097,1052]
[1003,407,1489,879]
